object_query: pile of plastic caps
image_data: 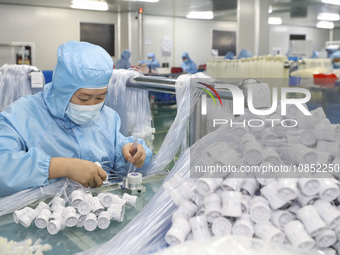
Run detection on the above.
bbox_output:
[13,189,138,235]
[164,106,340,255]
[0,237,51,255]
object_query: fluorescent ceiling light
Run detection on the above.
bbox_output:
[186,11,214,20]
[71,0,109,11]
[316,21,334,29]
[132,0,159,2]
[318,13,340,21]
[268,17,282,25]
[322,0,340,5]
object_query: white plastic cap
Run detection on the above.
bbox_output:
[249,196,271,224]
[97,211,111,230]
[70,190,85,208]
[91,197,104,216]
[221,191,242,218]
[165,218,191,245]
[172,199,198,221]
[298,178,320,196]
[232,216,254,237]
[271,210,293,231]
[47,216,65,235]
[13,208,28,224]
[35,208,51,229]
[189,215,211,241]
[35,201,49,213]
[122,193,137,207]
[127,172,143,185]
[284,220,315,250]
[315,229,337,248]
[196,178,223,196]
[211,217,232,237]
[97,193,113,208]
[76,215,86,228]
[84,213,97,232]
[254,221,285,244]
[78,201,92,215]
[19,207,37,228]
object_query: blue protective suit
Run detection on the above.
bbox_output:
[237,49,253,59]
[0,41,152,197]
[331,51,340,69]
[139,53,161,70]
[224,51,235,60]
[180,52,197,73]
[115,49,131,69]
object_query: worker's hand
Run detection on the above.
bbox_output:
[141,63,147,67]
[122,143,146,168]
[49,157,107,188]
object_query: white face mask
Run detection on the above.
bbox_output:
[65,101,104,125]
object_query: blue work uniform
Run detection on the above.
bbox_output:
[331,51,340,69]
[139,53,161,70]
[181,52,197,73]
[0,41,152,197]
[115,49,131,69]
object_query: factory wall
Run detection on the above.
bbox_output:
[143,15,237,68]
[269,25,330,56]
[0,4,118,70]
[333,28,340,41]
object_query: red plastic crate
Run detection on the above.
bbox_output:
[313,73,337,87]
[171,67,183,73]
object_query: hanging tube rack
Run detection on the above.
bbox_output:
[126,76,234,146]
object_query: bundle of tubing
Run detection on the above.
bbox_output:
[78,104,340,255]
[140,72,210,176]
[0,64,39,111]
[106,69,154,150]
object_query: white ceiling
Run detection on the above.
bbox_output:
[0,0,339,27]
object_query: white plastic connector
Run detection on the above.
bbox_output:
[63,206,79,228]
[18,207,37,228]
[232,214,254,237]
[297,205,327,237]
[165,218,191,246]
[203,193,222,223]
[47,216,65,235]
[249,196,271,224]
[172,199,198,221]
[84,213,97,232]
[211,217,233,237]
[277,178,298,201]
[196,178,223,196]
[221,191,242,218]
[254,221,285,244]
[189,215,211,241]
[97,193,113,208]
[271,210,293,231]
[35,208,51,229]
[284,220,315,250]
[97,211,111,230]
[122,193,137,207]
[70,190,85,208]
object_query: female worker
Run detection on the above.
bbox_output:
[0,41,152,197]
[137,53,161,73]
[181,52,197,73]
[115,49,131,69]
